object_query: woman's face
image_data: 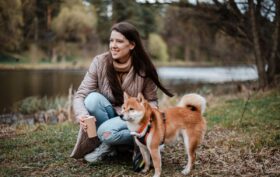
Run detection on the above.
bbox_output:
[109,30,135,62]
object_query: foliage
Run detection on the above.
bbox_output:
[0,0,23,52]
[148,33,169,62]
[89,0,112,43]
[91,0,160,43]
[112,1,159,39]
[51,0,97,43]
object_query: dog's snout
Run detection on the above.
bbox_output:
[119,114,124,120]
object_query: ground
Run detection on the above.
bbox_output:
[0,89,279,177]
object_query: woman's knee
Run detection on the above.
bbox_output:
[84,92,105,114]
[97,126,116,144]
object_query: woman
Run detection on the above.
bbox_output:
[70,22,173,165]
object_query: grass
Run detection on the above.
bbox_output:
[206,89,280,149]
[12,96,68,115]
[0,89,279,176]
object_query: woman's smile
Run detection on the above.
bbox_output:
[109,30,135,62]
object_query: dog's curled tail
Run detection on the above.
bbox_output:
[177,93,206,114]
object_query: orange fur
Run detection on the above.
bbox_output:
[121,92,206,177]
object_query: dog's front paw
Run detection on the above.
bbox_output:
[181,168,190,175]
[141,167,149,173]
[130,132,138,136]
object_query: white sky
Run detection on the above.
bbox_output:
[136,0,211,4]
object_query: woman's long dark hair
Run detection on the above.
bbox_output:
[106,22,173,106]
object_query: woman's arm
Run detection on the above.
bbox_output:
[73,56,100,121]
[142,78,158,108]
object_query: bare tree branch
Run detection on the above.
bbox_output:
[228,0,243,18]
[263,2,276,18]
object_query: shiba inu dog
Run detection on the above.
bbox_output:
[121,92,206,177]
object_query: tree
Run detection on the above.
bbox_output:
[0,0,23,52]
[169,0,280,88]
[51,0,97,62]
[52,0,96,43]
[112,0,160,38]
[163,5,222,62]
[90,0,160,43]
[217,0,280,88]
[21,0,61,44]
[89,0,112,43]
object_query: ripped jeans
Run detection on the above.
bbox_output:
[84,92,133,146]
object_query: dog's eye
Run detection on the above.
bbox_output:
[129,108,134,111]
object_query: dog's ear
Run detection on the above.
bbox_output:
[137,93,145,103]
[123,92,130,101]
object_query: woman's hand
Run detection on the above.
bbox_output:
[79,115,88,132]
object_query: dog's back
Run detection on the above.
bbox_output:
[161,94,206,144]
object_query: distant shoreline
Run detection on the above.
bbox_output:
[0,63,88,70]
[0,61,254,70]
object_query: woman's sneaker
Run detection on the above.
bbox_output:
[84,142,112,163]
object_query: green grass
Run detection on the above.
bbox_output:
[206,89,280,149]
[0,89,279,176]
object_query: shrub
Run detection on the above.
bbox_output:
[148,33,169,62]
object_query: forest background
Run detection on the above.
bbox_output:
[1,0,279,89]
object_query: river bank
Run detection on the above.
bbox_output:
[0,59,252,70]
[0,62,87,70]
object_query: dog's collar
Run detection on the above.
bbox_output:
[130,123,151,138]
[137,120,151,137]
[135,124,151,145]
[130,112,155,146]
[130,115,152,138]
[131,111,167,146]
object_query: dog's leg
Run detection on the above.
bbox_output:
[139,146,151,173]
[149,146,161,177]
[181,130,197,175]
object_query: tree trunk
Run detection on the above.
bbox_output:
[268,0,280,84]
[248,0,268,89]
[47,5,52,30]
[184,45,190,61]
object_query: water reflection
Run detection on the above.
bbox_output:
[0,70,85,113]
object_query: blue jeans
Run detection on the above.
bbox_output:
[84,92,133,146]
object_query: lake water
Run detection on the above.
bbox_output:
[158,66,258,83]
[0,66,258,113]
